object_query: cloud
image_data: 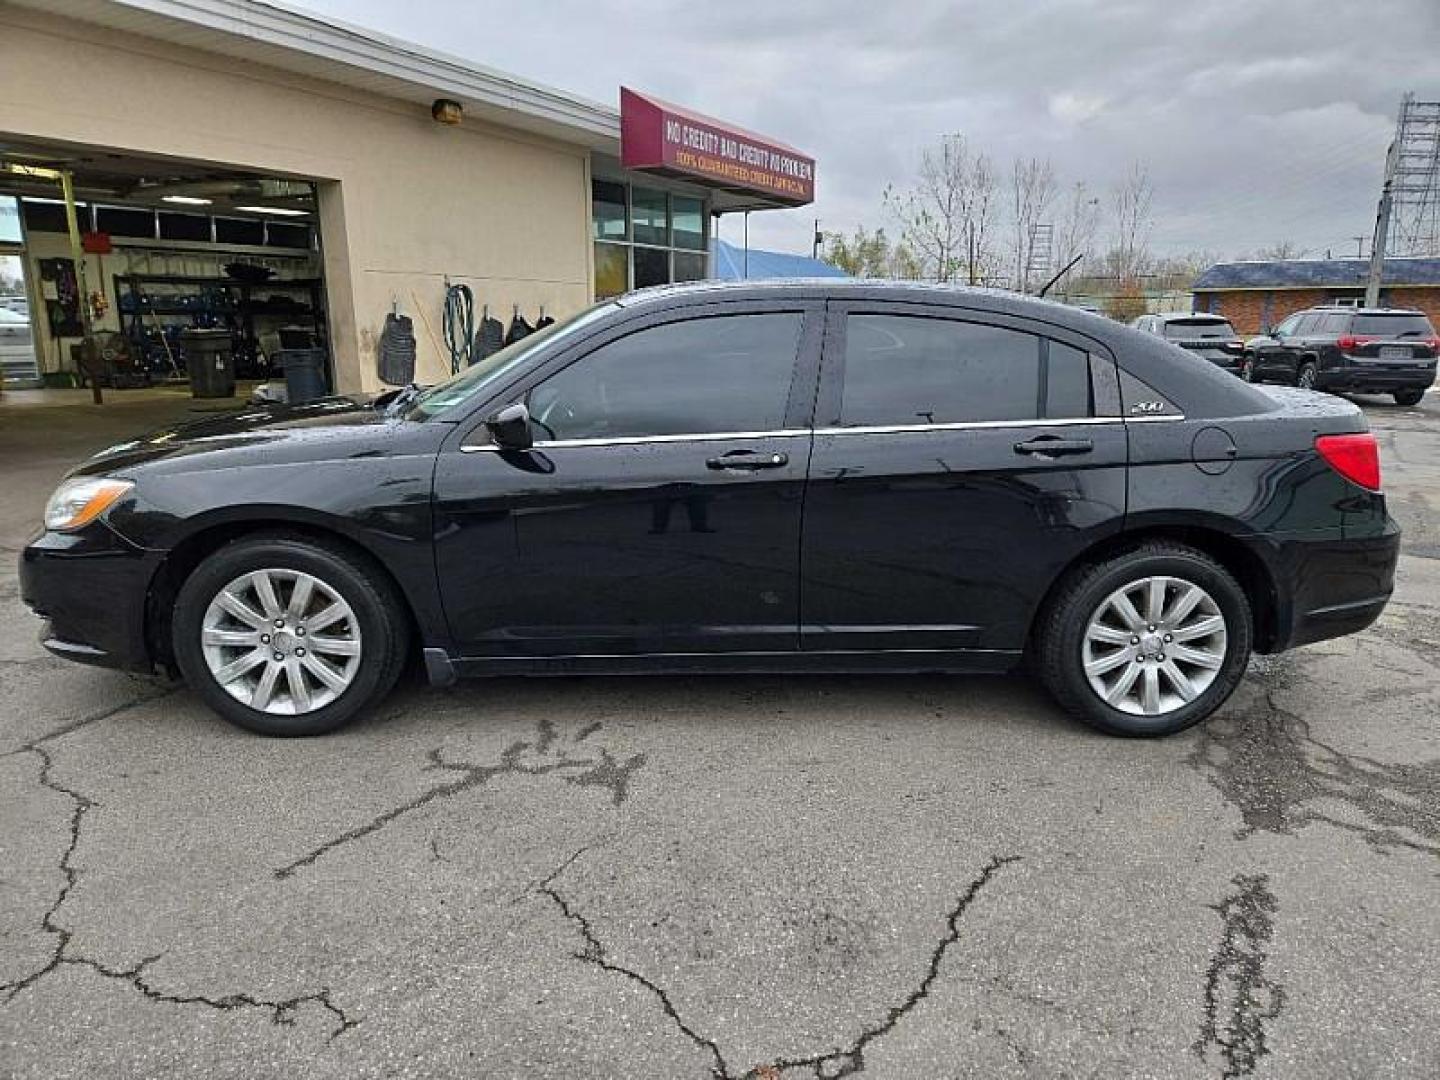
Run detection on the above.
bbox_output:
[293,0,1440,260]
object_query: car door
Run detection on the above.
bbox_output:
[1255,313,1300,379]
[431,300,823,658]
[799,303,1129,659]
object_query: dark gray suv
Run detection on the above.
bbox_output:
[1243,306,1438,405]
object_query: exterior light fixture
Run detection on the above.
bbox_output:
[431,98,464,125]
[162,194,213,205]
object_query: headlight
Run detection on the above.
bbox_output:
[43,477,134,532]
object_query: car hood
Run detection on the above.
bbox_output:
[75,395,414,476]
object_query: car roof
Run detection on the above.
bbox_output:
[1297,305,1424,316]
[1155,311,1231,322]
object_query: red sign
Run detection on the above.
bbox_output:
[620,87,815,207]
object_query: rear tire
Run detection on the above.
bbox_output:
[1393,388,1424,406]
[1297,361,1318,390]
[1240,357,1256,383]
[173,533,408,736]
[1033,543,1252,737]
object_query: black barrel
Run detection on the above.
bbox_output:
[276,348,329,403]
[181,329,235,398]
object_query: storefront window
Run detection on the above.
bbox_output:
[632,187,669,247]
[590,177,711,298]
[594,242,628,299]
[592,179,628,242]
[672,196,705,251]
[0,196,21,244]
[673,252,707,282]
[633,246,669,289]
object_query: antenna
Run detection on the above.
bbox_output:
[1367,93,1440,305]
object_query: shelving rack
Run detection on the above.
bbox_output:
[113,273,326,380]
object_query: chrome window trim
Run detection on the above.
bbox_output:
[461,428,811,452]
[459,415,1185,451]
[812,415,1182,437]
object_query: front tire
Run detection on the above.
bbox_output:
[1393,388,1424,407]
[173,533,408,735]
[1033,543,1252,736]
[1297,361,1318,390]
[1240,356,1256,383]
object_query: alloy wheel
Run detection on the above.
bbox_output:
[1081,575,1228,717]
[200,568,362,715]
[1298,365,1316,389]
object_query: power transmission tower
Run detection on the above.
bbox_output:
[1367,94,1440,306]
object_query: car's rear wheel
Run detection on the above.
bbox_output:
[173,533,408,735]
[1297,361,1318,390]
[1034,543,1252,736]
[1393,388,1424,407]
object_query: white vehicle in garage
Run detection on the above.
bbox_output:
[0,306,41,389]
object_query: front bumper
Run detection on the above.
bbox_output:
[18,525,161,672]
[1264,518,1401,652]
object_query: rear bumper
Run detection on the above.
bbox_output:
[1263,519,1401,652]
[1316,363,1436,393]
[18,525,160,672]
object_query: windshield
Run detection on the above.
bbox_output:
[405,302,617,420]
[1351,313,1435,338]
[1163,318,1235,339]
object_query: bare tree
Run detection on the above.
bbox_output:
[885,134,1000,284]
[1252,241,1304,260]
[1108,162,1154,285]
[1054,181,1101,282]
[1009,156,1056,292]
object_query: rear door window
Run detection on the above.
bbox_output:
[839,314,1090,425]
[528,312,804,440]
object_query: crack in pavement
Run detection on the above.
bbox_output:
[1194,875,1285,1079]
[0,684,175,760]
[274,721,645,879]
[1191,658,1440,856]
[538,852,1021,1079]
[1,740,355,1043]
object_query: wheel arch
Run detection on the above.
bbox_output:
[144,514,420,670]
[1029,523,1282,655]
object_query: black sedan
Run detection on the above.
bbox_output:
[21,281,1400,737]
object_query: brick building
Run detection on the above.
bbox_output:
[1191,257,1440,335]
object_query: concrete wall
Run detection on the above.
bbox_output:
[0,7,595,392]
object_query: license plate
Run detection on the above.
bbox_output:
[1379,345,1412,360]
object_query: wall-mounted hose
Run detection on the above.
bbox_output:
[442,281,475,375]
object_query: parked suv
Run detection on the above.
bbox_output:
[1243,306,1438,405]
[1131,313,1246,374]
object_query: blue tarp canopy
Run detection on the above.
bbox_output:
[712,239,847,281]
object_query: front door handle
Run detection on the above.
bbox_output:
[1014,436,1094,458]
[706,450,789,470]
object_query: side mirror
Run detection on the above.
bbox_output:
[485,402,533,451]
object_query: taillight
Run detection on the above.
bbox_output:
[1316,432,1381,491]
[1425,336,1440,353]
[1336,334,1373,351]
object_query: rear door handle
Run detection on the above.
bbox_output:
[1013,436,1094,458]
[706,450,789,470]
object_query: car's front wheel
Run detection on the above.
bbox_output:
[1034,543,1252,736]
[1393,388,1425,407]
[1297,361,1318,390]
[1240,356,1256,383]
[173,533,408,735]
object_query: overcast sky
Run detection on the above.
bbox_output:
[295,0,1439,263]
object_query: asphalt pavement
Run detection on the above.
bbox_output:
[1,387,1437,1079]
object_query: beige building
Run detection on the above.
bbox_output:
[0,0,812,396]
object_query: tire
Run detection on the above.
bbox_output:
[1393,388,1424,407]
[172,532,409,736]
[1240,357,1256,383]
[1297,361,1318,391]
[1033,543,1253,737]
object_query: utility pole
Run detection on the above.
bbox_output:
[811,218,821,260]
[1366,115,1401,307]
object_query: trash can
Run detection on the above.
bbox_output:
[181,329,235,398]
[276,348,329,404]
